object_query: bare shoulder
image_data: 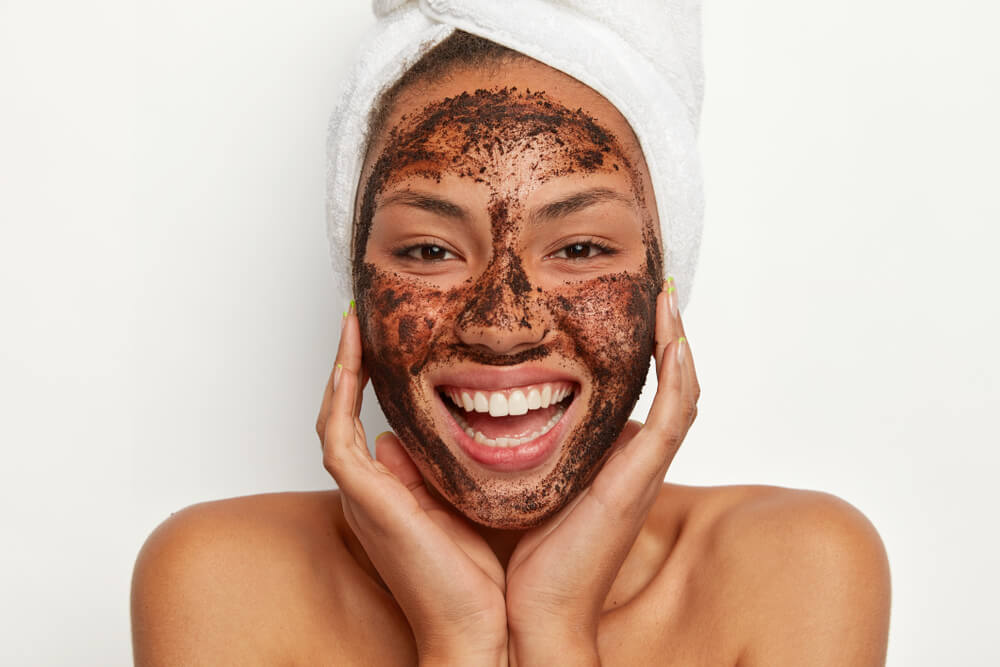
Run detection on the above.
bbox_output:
[130,491,412,666]
[657,483,891,666]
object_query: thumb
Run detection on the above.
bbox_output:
[374,431,422,490]
[375,431,446,513]
[603,419,643,464]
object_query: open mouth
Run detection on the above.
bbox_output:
[437,381,578,448]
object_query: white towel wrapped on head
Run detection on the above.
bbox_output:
[326,0,704,311]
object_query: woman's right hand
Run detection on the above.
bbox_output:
[316,305,507,667]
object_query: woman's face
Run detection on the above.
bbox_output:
[353,61,663,528]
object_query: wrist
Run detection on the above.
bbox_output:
[419,645,507,667]
[508,626,599,667]
[417,631,508,667]
[413,613,508,667]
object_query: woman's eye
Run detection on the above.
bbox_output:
[406,244,455,261]
[552,242,606,259]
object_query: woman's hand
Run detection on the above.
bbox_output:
[317,305,508,667]
[504,279,700,665]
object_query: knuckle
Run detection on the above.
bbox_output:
[662,427,685,451]
[684,396,698,421]
[647,421,682,451]
[604,489,640,519]
[640,431,682,473]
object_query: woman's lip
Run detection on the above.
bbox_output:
[428,363,580,392]
[435,388,582,472]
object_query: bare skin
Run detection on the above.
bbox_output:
[131,62,891,666]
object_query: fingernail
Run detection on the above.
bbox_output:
[341,310,348,332]
[666,277,678,318]
[375,430,393,442]
[349,299,356,315]
[333,363,343,391]
[676,336,687,363]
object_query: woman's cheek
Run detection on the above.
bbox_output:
[545,273,658,374]
[357,268,444,370]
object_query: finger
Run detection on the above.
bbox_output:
[669,279,700,406]
[587,418,668,523]
[344,300,370,418]
[322,359,368,487]
[338,302,364,378]
[599,419,643,469]
[647,272,698,438]
[315,310,351,440]
[676,332,699,429]
[653,278,678,377]
[316,365,336,443]
[323,310,379,486]
[333,305,369,422]
[623,335,689,485]
[354,366,369,419]
[675,325,700,418]
[354,416,370,456]
[666,275,699,433]
[319,304,381,466]
[374,431,447,511]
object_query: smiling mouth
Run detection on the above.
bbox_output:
[437,381,578,448]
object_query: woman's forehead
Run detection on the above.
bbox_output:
[366,59,648,183]
[376,92,636,198]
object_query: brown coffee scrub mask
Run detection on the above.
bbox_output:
[352,81,663,529]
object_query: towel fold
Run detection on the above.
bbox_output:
[327,0,704,311]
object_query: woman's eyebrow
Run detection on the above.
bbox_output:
[377,190,469,220]
[529,187,634,225]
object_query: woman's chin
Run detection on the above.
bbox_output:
[453,492,569,530]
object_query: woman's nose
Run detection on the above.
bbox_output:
[455,254,550,355]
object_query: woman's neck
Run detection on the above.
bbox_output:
[477,525,527,569]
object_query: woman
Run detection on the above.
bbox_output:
[131,7,891,666]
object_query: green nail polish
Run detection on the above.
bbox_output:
[667,285,675,294]
[678,336,686,343]
[667,275,674,283]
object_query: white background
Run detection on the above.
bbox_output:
[2,1,998,664]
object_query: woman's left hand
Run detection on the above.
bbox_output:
[505,280,700,665]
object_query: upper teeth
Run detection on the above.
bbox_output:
[444,383,574,418]
[452,405,566,448]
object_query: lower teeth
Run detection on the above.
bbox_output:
[453,406,566,448]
